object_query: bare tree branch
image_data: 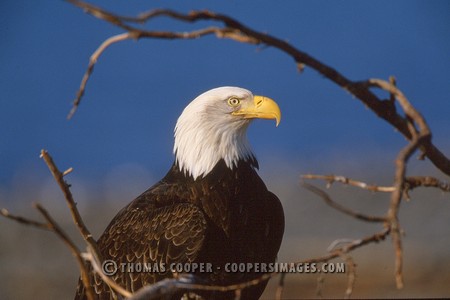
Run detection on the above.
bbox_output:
[66,0,450,177]
[38,149,110,297]
[340,253,356,299]
[40,149,102,258]
[298,227,390,265]
[405,176,450,193]
[0,208,50,230]
[315,275,325,298]
[0,204,96,300]
[67,32,133,119]
[367,79,430,136]
[302,174,396,192]
[233,289,242,300]
[302,174,450,197]
[83,247,132,298]
[369,78,431,289]
[275,273,286,300]
[33,203,96,300]
[301,181,387,223]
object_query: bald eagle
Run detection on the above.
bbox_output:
[75,87,285,299]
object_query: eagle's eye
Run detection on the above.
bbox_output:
[227,97,241,107]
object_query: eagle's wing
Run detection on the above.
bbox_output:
[74,201,207,300]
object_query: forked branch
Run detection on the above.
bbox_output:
[66,0,450,178]
[1,203,96,300]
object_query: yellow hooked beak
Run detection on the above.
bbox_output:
[232,95,281,126]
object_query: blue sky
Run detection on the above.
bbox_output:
[1,0,449,188]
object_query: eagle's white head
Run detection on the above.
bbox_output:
[174,86,281,180]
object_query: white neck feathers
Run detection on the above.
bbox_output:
[173,89,256,180]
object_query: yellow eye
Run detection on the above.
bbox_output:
[228,97,240,107]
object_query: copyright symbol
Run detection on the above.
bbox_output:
[102,260,118,276]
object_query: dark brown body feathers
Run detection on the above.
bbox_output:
[75,160,284,299]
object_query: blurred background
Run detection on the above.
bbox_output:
[1,0,449,298]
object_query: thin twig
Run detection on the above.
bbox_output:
[83,247,132,298]
[368,79,430,135]
[39,149,101,257]
[301,181,387,223]
[234,289,242,300]
[63,167,74,176]
[1,205,96,300]
[0,208,50,230]
[340,253,356,299]
[302,174,450,195]
[370,78,432,289]
[387,136,421,289]
[388,76,397,104]
[296,227,390,265]
[316,275,325,298]
[32,203,96,300]
[67,32,132,119]
[327,239,357,252]
[275,273,286,300]
[40,149,105,297]
[405,176,450,193]
[302,174,395,192]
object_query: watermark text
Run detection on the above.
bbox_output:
[102,261,346,276]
